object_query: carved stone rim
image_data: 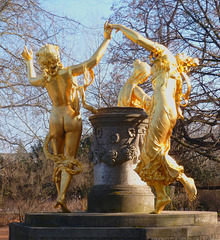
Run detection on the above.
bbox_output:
[89,107,148,123]
[97,107,147,115]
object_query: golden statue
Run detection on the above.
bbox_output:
[118,59,151,111]
[22,22,112,212]
[108,23,199,214]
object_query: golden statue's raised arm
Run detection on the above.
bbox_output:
[22,46,43,86]
[107,24,156,52]
[69,21,112,76]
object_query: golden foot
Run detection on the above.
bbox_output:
[54,202,60,209]
[185,177,197,201]
[150,197,171,214]
[54,199,71,213]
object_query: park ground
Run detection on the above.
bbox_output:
[0,227,8,240]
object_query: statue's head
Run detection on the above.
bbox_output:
[131,59,151,84]
[36,44,63,76]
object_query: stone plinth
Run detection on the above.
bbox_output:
[88,107,154,213]
[9,211,220,239]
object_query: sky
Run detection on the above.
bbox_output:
[41,0,116,64]
[42,0,113,26]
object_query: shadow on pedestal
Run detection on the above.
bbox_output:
[88,185,154,213]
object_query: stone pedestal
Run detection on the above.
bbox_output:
[88,107,154,213]
[9,211,220,239]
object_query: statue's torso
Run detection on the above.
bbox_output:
[45,70,72,107]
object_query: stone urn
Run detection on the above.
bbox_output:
[88,107,154,213]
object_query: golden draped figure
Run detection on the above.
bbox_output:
[22,22,112,212]
[108,23,199,214]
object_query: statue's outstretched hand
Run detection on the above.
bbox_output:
[104,21,112,40]
[105,22,120,33]
[22,46,33,61]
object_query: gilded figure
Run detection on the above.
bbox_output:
[109,23,199,214]
[22,22,112,212]
[118,59,151,111]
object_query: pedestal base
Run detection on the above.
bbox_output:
[9,211,220,240]
[88,185,154,213]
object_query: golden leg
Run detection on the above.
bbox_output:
[179,173,197,201]
[54,170,72,213]
[151,182,171,214]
